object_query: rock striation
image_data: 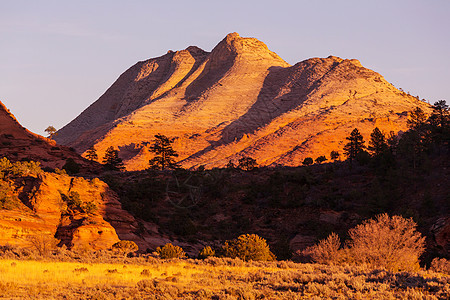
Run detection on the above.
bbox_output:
[55,33,431,170]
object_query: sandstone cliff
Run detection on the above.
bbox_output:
[55,33,431,170]
[0,161,168,251]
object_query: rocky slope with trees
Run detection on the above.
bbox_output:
[54,33,431,170]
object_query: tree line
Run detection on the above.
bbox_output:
[79,100,448,172]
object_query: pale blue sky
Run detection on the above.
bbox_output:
[1,0,449,135]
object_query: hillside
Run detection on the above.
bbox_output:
[0,101,97,172]
[54,33,430,170]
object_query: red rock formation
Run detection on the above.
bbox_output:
[0,169,165,251]
[0,101,100,172]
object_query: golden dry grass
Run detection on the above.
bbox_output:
[1,258,449,299]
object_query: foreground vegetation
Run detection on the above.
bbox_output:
[0,257,449,299]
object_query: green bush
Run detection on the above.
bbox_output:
[221,234,276,261]
[156,243,186,259]
[112,240,139,254]
[60,191,97,214]
[0,157,42,179]
[198,246,215,259]
[0,181,19,209]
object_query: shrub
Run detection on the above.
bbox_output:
[221,234,276,261]
[315,156,327,164]
[0,157,42,179]
[198,246,215,259]
[156,243,186,259]
[303,214,425,272]
[112,240,139,254]
[0,181,19,209]
[60,191,97,214]
[238,157,257,171]
[430,258,450,275]
[302,233,341,265]
[302,157,313,166]
[26,234,60,257]
[62,158,80,175]
[346,213,425,271]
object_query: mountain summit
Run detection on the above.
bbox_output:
[55,33,429,170]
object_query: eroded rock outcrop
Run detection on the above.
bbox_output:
[0,170,152,250]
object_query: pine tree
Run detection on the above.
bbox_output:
[407,107,427,130]
[148,134,180,170]
[102,146,125,171]
[85,146,98,161]
[368,127,388,157]
[343,128,366,162]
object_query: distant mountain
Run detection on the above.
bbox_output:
[0,100,96,171]
[55,33,430,170]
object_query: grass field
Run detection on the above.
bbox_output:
[0,257,449,299]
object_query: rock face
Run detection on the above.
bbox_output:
[55,33,431,170]
[0,101,99,172]
[0,170,163,251]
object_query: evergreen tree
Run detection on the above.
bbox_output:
[343,128,366,162]
[368,127,388,157]
[428,100,449,129]
[85,146,98,161]
[148,134,180,170]
[102,146,125,171]
[407,107,427,130]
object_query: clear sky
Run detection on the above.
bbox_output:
[1,0,449,135]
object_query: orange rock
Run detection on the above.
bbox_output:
[54,33,431,170]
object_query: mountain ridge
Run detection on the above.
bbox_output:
[54,33,430,170]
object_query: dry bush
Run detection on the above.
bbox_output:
[346,214,425,271]
[430,258,450,275]
[26,234,60,257]
[302,214,425,272]
[302,232,341,265]
[156,243,186,259]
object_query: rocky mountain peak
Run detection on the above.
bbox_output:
[54,34,430,170]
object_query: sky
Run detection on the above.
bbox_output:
[1,0,449,135]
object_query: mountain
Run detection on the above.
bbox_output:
[55,33,430,170]
[0,100,99,172]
